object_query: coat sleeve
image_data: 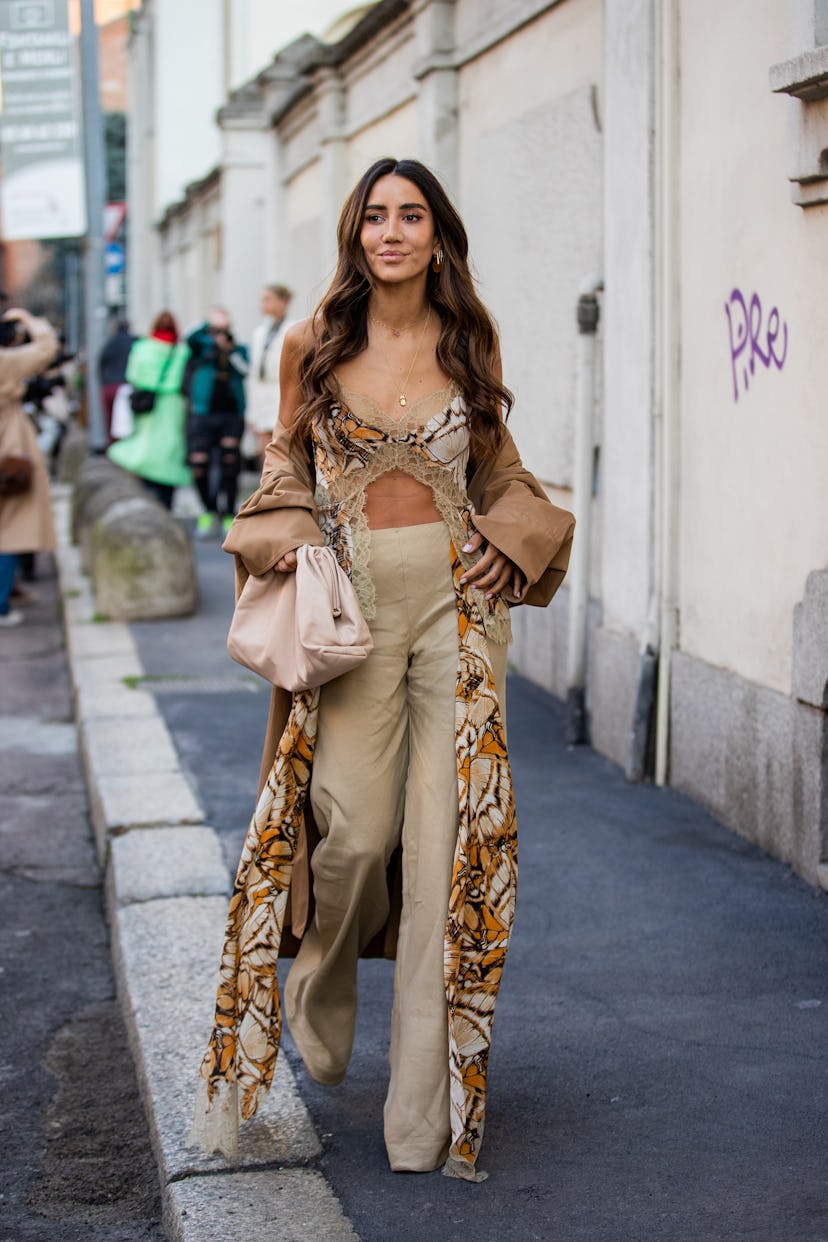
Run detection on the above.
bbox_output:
[0,317,57,385]
[230,342,249,377]
[222,420,325,590]
[468,425,575,607]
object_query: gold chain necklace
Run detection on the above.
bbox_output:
[368,312,419,339]
[372,308,431,407]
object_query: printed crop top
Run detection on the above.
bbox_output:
[310,380,511,644]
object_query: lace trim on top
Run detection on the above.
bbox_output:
[334,379,459,431]
[312,392,511,646]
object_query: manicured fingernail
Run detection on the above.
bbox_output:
[459,576,467,585]
[485,591,493,599]
[462,542,474,552]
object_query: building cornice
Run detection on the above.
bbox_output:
[158,165,221,231]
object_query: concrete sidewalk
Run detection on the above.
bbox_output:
[51,486,357,1242]
[51,483,828,1242]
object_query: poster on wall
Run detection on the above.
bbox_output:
[0,0,86,240]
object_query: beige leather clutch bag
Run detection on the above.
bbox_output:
[227,544,373,691]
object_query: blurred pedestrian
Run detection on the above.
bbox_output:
[184,307,249,536]
[0,308,59,626]
[107,310,191,509]
[99,316,135,445]
[246,284,293,459]
[192,158,575,1180]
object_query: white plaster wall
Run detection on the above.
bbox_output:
[220,128,269,345]
[282,159,327,317]
[455,0,568,52]
[126,7,162,332]
[153,0,223,215]
[457,0,604,488]
[231,0,351,86]
[152,1,351,215]
[679,0,828,693]
[161,191,221,332]
[599,0,654,641]
[345,101,420,182]
[281,100,322,184]
[128,2,360,330]
[157,217,184,328]
[344,22,417,139]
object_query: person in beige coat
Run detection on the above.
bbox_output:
[0,308,58,625]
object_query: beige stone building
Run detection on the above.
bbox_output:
[127,0,828,891]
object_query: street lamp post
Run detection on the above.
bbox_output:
[79,0,107,452]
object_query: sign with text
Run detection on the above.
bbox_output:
[0,0,86,239]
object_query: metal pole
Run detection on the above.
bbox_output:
[565,275,603,746]
[79,0,107,452]
[64,248,81,356]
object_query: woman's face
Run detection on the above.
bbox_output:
[359,174,438,287]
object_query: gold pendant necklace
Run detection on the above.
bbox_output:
[380,308,431,407]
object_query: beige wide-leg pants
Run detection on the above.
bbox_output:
[284,520,507,1173]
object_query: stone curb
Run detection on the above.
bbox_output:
[51,486,358,1241]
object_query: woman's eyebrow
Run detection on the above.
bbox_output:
[364,201,429,212]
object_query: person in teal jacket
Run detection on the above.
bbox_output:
[108,310,191,509]
[184,307,249,535]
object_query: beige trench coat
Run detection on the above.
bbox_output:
[0,314,58,554]
[223,416,575,955]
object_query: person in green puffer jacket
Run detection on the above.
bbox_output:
[108,310,192,509]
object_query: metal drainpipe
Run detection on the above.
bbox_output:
[565,274,604,745]
[653,0,680,787]
[627,0,680,784]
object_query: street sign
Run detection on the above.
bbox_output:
[0,0,86,240]
[104,200,127,242]
[105,241,125,275]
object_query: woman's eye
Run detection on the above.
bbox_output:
[403,214,422,223]
[365,213,384,224]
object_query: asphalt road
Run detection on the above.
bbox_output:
[131,537,828,1242]
[0,564,164,1242]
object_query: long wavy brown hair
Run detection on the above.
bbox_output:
[291,157,512,461]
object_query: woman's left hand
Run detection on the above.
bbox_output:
[460,531,525,600]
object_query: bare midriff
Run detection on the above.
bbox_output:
[364,470,441,529]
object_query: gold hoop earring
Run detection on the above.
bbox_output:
[432,248,444,273]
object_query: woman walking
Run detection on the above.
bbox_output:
[108,310,191,509]
[192,158,575,1181]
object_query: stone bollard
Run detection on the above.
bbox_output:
[71,457,142,546]
[78,475,151,574]
[90,496,198,621]
[55,424,88,484]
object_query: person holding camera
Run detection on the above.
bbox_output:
[0,308,58,626]
[184,307,249,536]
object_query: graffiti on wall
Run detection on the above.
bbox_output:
[724,288,788,403]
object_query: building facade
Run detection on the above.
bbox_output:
[126,0,828,890]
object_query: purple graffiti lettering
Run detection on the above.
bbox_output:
[724,289,748,402]
[765,305,788,371]
[748,293,769,369]
[725,287,789,403]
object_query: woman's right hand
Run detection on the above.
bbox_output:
[275,548,299,573]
